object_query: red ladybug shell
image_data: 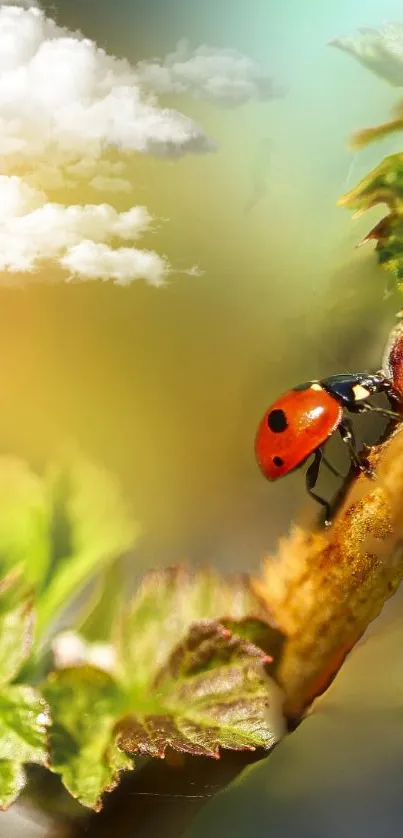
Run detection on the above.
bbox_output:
[255,385,343,480]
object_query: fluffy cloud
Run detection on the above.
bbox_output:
[0,4,216,284]
[330,23,403,87]
[137,38,283,106]
[0,5,214,164]
[0,175,169,284]
[61,242,168,285]
[0,3,278,285]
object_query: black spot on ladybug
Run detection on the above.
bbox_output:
[273,456,284,467]
[267,409,288,433]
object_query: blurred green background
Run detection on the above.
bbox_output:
[1,1,403,837]
[3,0,403,572]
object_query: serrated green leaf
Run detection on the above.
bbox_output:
[36,457,140,642]
[339,153,403,214]
[118,620,279,759]
[113,570,282,759]
[0,685,49,809]
[43,667,133,811]
[184,609,403,838]
[339,153,403,287]
[0,458,50,589]
[43,569,282,808]
[115,567,272,688]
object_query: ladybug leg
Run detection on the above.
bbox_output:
[339,418,374,478]
[305,448,331,523]
[357,401,402,421]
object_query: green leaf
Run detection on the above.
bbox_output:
[0,761,26,811]
[330,24,403,87]
[36,457,140,642]
[43,667,132,811]
[115,569,282,758]
[0,455,139,649]
[0,573,50,808]
[0,458,50,589]
[0,686,49,809]
[0,686,49,763]
[339,153,403,214]
[118,620,279,759]
[339,153,403,287]
[77,560,125,644]
[115,567,272,688]
[43,569,283,809]
[0,573,34,685]
[220,617,285,671]
[184,609,403,838]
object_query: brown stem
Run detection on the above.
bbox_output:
[253,423,403,721]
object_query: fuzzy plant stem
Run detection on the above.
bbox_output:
[253,422,403,721]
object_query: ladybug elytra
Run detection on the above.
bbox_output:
[255,372,401,523]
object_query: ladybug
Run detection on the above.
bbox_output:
[255,372,402,522]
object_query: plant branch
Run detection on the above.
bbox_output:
[253,422,403,721]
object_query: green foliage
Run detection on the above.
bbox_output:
[35,457,140,642]
[185,610,403,838]
[340,154,403,287]
[0,454,140,808]
[114,567,278,760]
[334,25,403,293]
[77,560,125,644]
[0,456,139,653]
[43,568,281,810]
[118,619,276,756]
[0,455,283,813]
[0,573,49,809]
[43,667,132,812]
[114,567,270,687]
[0,459,51,589]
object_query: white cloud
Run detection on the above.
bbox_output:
[0,175,169,284]
[0,4,214,284]
[330,23,403,87]
[0,5,278,285]
[61,242,168,286]
[0,6,214,165]
[136,38,284,106]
